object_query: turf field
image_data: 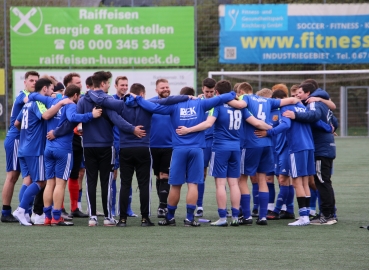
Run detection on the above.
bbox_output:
[0,138,368,269]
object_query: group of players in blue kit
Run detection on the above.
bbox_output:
[1,69,337,227]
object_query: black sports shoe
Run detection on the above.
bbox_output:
[238,217,253,226]
[116,219,127,227]
[71,208,89,218]
[256,218,268,225]
[251,209,259,217]
[141,217,155,227]
[266,211,280,220]
[1,214,18,223]
[184,218,201,227]
[157,208,167,218]
[158,217,176,226]
[279,210,295,219]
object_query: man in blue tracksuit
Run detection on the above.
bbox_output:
[87,82,189,227]
[283,83,337,225]
[76,71,140,227]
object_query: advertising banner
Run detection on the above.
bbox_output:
[219,4,369,64]
[10,7,194,67]
[13,69,196,100]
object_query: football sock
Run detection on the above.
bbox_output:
[18,184,28,203]
[158,179,169,209]
[252,183,259,211]
[274,185,288,213]
[231,207,239,220]
[297,197,308,217]
[167,204,177,220]
[218,208,227,221]
[287,185,295,214]
[2,205,11,216]
[267,182,275,204]
[68,178,79,211]
[258,192,269,219]
[19,183,40,210]
[52,208,62,220]
[43,206,52,219]
[197,182,205,207]
[186,204,196,221]
[305,196,311,216]
[240,194,251,218]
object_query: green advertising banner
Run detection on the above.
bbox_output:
[10,7,194,67]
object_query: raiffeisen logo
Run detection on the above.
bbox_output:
[180,107,196,118]
[11,7,43,36]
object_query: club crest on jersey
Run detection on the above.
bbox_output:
[180,107,196,117]
[272,115,279,121]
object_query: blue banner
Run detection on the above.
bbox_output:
[219,4,369,64]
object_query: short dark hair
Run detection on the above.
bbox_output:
[64,84,81,97]
[290,84,300,95]
[63,72,80,87]
[130,83,145,95]
[25,71,39,79]
[302,79,319,89]
[91,71,112,88]
[85,76,93,87]
[272,89,287,99]
[202,78,216,88]
[214,80,232,95]
[298,83,316,94]
[115,76,128,86]
[35,78,52,92]
[180,86,195,96]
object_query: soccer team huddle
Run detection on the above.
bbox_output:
[1,70,337,228]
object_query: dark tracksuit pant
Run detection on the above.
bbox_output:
[84,147,114,219]
[314,156,336,217]
[119,147,152,220]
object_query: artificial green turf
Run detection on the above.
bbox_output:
[0,138,369,269]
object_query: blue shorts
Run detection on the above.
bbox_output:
[19,155,45,182]
[241,146,274,176]
[208,150,240,178]
[4,136,20,172]
[290,149,315,178]
[203,146,212,168]
[169,148,203,185]
[277,149,290,176]
[266,152,278,176]
[44,148,73,180]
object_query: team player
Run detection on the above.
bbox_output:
[255,92,315,226]
[195,78,216,218]
[229,82,299,225]
[283,83,337,225]
[131,80,237,227]
[12,78,70,226]
[150,79,173,218]
[176,81,272,227]
[1,71,39,222]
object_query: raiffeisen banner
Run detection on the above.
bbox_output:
[10,7,194,67]
[219,4,369,64]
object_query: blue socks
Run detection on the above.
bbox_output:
[52,208,62,220]
[18,184,28,203]
[43,206,52,219]
[252,183,259,211]
[218,208,227,219]
[286,185,295,214]
[240,194,251,218]
[274,185,289,213]
[259,192,269,219]
[19,183,40,210]
[186,204,196,221]
[166,204,177,220]
[267,182,275,204]
[197,183,205,207]
[231,207,239,219]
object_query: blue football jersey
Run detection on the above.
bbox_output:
[18,101,47,157]
[211,104,241,151]
[7,90,30,138]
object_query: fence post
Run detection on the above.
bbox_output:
[340,86,347,137]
